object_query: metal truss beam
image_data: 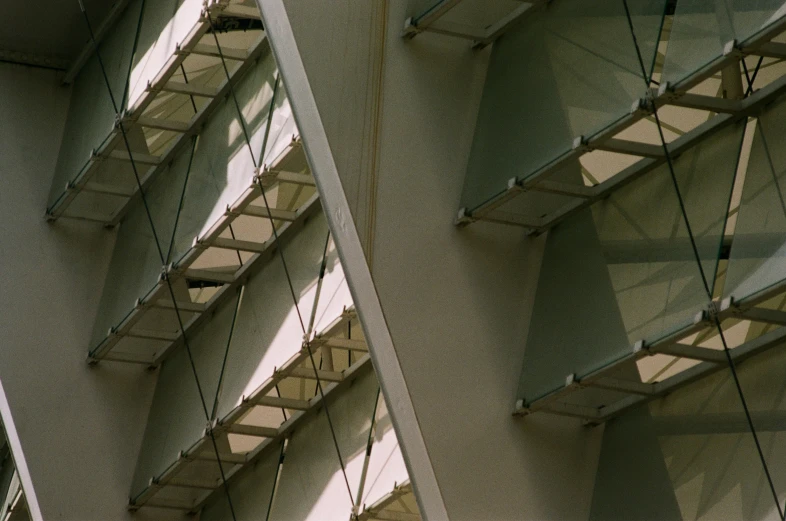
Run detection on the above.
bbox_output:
[128,310,370,513]
[47,4,270,225]
[458,19,786,229]
[515,280,786,424]
[402,0,543,50]
[87,140,320,366]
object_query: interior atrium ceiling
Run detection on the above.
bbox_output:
[1,0,416,518]
[11,0,786,519]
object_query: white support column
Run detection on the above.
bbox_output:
[0,379,42,521]
[255,3,449,520]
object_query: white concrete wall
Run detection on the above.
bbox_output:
[0,62,171,521]
[260,2,607,519]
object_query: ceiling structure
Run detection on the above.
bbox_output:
[0,0,117,71]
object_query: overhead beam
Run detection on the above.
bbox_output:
[150,300,206,313]
[224,424,279,438]
[359,481,414,521]
[527,180,595,199]
[462,19,786,230]
[668,92,742,114]
[49,28,270,225]
[582,377,654,396]
[256,4,452,520]
[167,477,220,490]
[129,351,373,511]
[106,150,161,166]
[143,498,195,511]
[321,338,369,352]
[210,237,267,253]
[159,81,220,98]
[401,0,465,38]
[183,268,235,284]
[731,307,786,326]
[259,169,316,187]
[651,343,726,363]
[240,205,298,221]
[125,328,179,342]
[595,138,664,158]
[218,4,262,20]
[191,451,246,465]
[253,395,311,410]
[135,116,191,133]
[82,182,134,198]
[472,1,542,49]
[521,321,786,423]
[368,512,422,521]
[753,41,786,59]
[281,366,344,382]
[187,43,249,61]
[90,193,321,366]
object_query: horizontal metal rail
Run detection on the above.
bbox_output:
[514,280,786,423]
[129,309,370,512]
[87,139,319,366]
[402,0,543,50]
[47,1,266,225]
[457,18,786,230]
[357,480,419,521]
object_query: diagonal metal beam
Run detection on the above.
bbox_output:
[401,0,465,39]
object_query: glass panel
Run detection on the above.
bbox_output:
[199,441,281,520]
[48,0,143,208]
[725,96,786,302]
[90,49,293,342]
[130,290,240,497]
[360,393,411,508]
[461,0,666,211]
[663,0,786,87]
[268,369,378,521]
[169,53,291,262]
[126,0,203,110]
[213,211,351,422]
[589,343,786,521]
[518,122,743,403]
[89,148,192,347]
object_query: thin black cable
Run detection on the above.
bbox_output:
[78,0,204,418]
[78,0,168,268]
[206,12,258,168]
[353,387,382,516]
[745,56,765,97]
[263,441,287,521]
[180,63,199,113]
[742,56,753,94]
[622,0,710,294]
[206,430,239,521]
[211,287,244,421]
[166,135,197,264]
[77,3,239,518]
[304,231,356,505]
[274,385,288,421]
[121,0,146,110]
[205,18,356,505]
[179,62,242,266]
[622,2,784,518]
